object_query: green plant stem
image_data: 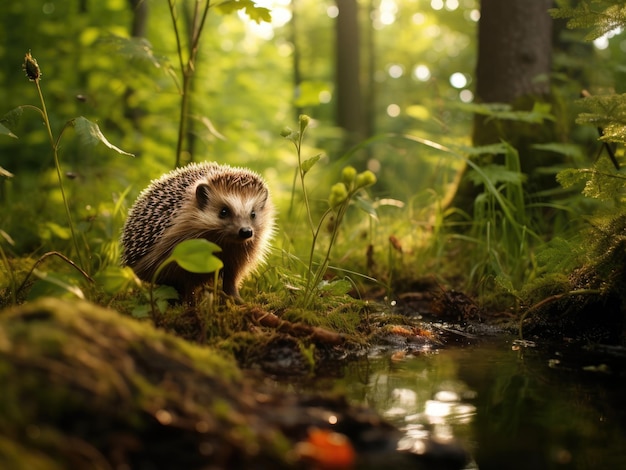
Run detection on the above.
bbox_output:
[302,208,331,304]
[302,199,350,307]
[34,80,85,270]
[169,0,211,168]
[16,251,94,297]
[169,0,186,167]
[295,135,316,237]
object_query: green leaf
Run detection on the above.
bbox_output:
[318,279,352,296]
[97,35,166,69]
[134,285,179,317]
[217,1,272,23]
[466,164,527,187]
[131,305,151,319]
[301,154,321,175]
[153,285,180,300]
[0,122,17,139]
[167,239,224,274]
[28,269,85,300]
[94,266,137,294]
[1,107,24,133]
[455,101,554,123]
[460,143,510,156]
[72,116,134,156]
[354,195,378,220]
[532,142,584,159]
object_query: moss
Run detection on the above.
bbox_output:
[0,298,289,468]
[0,297,403,468]
[521,215,626,343]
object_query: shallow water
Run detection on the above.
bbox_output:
[336,335,626,469]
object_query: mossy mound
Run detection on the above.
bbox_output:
[0,298,399,469]
[0,298,288,468]
[521,215,626,344]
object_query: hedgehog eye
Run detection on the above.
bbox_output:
[250,210,256,220]
[219,207,230,219]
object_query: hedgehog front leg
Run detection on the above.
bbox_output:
[221,270,243,303]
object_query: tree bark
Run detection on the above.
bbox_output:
[335,0,365,146]
[475,0,553,105]
[124,0,149,130]
[291,0,304,119]
[448,0,555,217]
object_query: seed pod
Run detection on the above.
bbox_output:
[23,52,41,82]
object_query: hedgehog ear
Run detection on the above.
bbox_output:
[259,188,269,208]
[196,183,212,209]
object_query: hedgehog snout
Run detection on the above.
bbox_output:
[239,227,253,239]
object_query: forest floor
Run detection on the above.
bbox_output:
[0,273,624,470]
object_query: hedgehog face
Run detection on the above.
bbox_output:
[195,182,269,244]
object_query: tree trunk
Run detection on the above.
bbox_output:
[124,0,149,130]
[291,0,304,119]
[475,0,552,105]
[448,0,555,217]
[335,0,365,146]
[364,0,376,141]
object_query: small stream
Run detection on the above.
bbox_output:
[323,332,626,469]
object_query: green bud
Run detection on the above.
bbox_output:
[355,170,377,189]
[341,166,357,187]
[299,114,311,133]
[328,182,348,209]
[280,126,293,138]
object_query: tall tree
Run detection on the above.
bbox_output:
[448,0,555,216]
[335,0,365,146]
[291,0,304,119]
[124,0,149,130]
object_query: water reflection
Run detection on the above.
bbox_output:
[337,337,626,469]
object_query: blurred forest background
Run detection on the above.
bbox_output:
[2,0,626,310]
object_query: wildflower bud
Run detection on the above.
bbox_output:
[23,52,41,82]
[328,182,348,209]
[280,127,293,138]
[299,114,311,133]
[341,166,357,187]
[355,170,377,189]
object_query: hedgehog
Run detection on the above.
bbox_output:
[121,162,275,301]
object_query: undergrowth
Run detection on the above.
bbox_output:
[3,0,626,353]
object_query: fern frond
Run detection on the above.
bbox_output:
[551,1,626,40]
[576,93,626,144]
[557,158,626,201]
